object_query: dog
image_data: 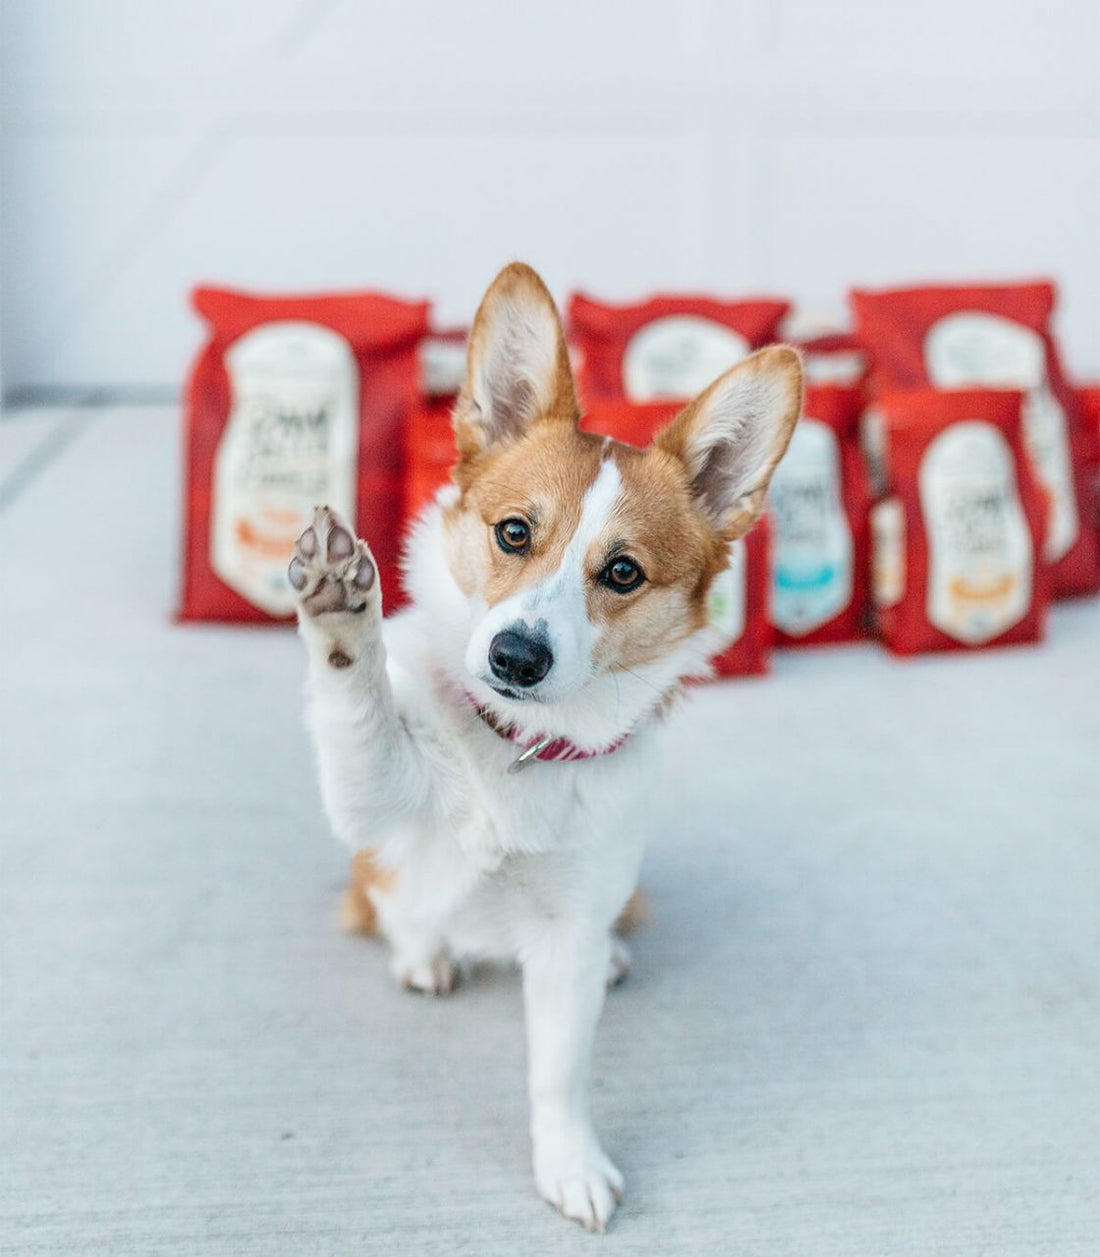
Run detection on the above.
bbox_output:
[288,263,802,1231]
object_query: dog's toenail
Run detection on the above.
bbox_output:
[298,527,318,558]
[288,557,308,591]
[328,649,353,669]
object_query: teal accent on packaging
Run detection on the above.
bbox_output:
[768,418,854,636]
[775,564,837,591]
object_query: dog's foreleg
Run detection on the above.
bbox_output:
[522,928,624,1232]
[290,507,435,846]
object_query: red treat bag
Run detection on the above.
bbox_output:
[870,389,1049,655]
[403,330,467,526]
[568,292,789,404]
[578,398,679,444]
[768,386,871,645]
[580,399,772,677]
[1075,386,1100,564]
[404,394,456,525]
[180,286,430,622]
[852,281,1098,596]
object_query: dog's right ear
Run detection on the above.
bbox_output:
[654,345,803,541]
[453,263,578,459]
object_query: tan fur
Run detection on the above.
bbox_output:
[585,441,732,670]
[444,419,741,673]
[614,889,647,935]
[339,849,394,935]
[447,422,606,607]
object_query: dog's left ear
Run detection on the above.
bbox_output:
[654,346,803,540]
[454,262,578,459]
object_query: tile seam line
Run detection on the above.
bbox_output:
[0,407,100,516]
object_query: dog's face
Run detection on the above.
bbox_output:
[441,264,802,722]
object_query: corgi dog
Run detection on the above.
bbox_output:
[288,263,802,1231]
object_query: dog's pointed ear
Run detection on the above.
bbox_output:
[654,346,803,540]
[454,263,578,459]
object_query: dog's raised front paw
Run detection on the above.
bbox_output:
[534,1128,624,1233]
[288,505,377,619]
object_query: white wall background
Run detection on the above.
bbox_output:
[1,0,1098,398]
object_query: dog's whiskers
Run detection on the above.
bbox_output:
[616,665,669,701]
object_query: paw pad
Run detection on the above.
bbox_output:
[327,524,354,562]
[288,507,377,617]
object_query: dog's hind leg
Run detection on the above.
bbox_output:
[339,850,392,935]
[289,506,438,849]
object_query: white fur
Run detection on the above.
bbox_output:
[293,495,725,1233]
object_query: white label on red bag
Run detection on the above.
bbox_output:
[918,420,1033,644]
[707,537,747,645]
[871,497,905,608]
[211,321,359,616]
[924,312,1078,561]
[803,350,865,386]
[623,316,750,401]
[419,336,467,396]
[768,417,853,635]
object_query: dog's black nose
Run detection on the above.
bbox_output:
[488,630,554,689]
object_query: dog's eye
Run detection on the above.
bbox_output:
[600,557,645,593]
[494,518,531,555]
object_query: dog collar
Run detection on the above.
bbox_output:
[470,698,629,774]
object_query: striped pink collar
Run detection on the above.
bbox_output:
[469,698,629,774]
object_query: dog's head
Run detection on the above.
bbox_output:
[411,263,802,747]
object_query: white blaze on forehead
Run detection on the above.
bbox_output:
[573,451,624,569]
[525,454,623,611]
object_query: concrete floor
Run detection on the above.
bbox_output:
[2,406,1098,1256]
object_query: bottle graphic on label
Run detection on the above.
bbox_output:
[623,316,749,401]
[707,537,747,647]
[924,311,1077,561]
[768,418,853,635]
[918,420,1033,644]
[211,321,359,616]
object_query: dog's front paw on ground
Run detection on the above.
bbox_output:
[534,1131,625,1232]
[288,506,377,618]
